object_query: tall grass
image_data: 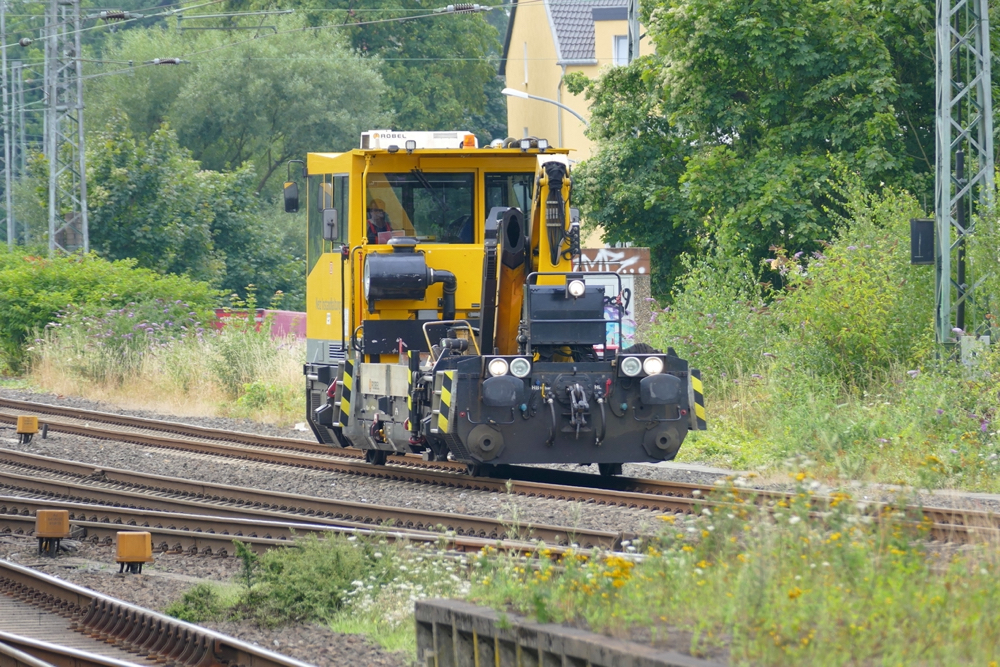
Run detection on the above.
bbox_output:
[28,303,304,425]
[652,172,999,490]
[471,483,1000,665]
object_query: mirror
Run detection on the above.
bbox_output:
[322,208,338,241]
[283,181,299,213]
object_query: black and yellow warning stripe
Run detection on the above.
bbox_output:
[437,370,455,434]
[339,360,353,427]
[691,368,706,430]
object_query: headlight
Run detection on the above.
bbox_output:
[509,357,531,378]
[642,356,664,375]
[363,260,371,299]
[567,279,586,298]
[487,358,509,377]
[620,356,642,377]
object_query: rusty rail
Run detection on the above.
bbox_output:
[0,559,312,667]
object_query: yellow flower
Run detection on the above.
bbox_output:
[795,472,807,482]
[788,586,804,600]
[682,545,695,553]
[658,515,676,523]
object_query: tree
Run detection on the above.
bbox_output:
[574,0,935,295]
[85,118,303,307]
[221,0,503,140]
[86,19,389,194]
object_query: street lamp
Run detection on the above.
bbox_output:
[501,87,589,128]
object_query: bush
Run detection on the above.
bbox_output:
[165,583,227,623]
[40,299,205,385]
[0,246,217,371]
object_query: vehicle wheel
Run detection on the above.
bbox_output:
[598,463,623,477]
[365,449,389,466]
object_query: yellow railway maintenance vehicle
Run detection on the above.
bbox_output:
[285,130,705,476]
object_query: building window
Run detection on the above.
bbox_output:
[613,35,628,66]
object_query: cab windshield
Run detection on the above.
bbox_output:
[366,172,474,244]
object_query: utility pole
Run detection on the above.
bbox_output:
[44,0,88,255]
[626,0,639,64]
[2,0,11,249]
[934,0,994,349]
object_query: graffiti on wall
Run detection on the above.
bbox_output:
[573,247,650,275]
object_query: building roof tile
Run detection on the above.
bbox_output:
[550,0,628,63]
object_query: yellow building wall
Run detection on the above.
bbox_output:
[505,6,652,161]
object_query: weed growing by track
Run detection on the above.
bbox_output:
[166,533,471,657]
[469,481,1000,665]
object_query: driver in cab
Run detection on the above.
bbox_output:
[367,198,392,244]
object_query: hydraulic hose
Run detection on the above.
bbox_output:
[429,269,457,321]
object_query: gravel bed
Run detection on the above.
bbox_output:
[0,424,665,537]
[6,386,1000,520]
[0,388,309,441]
[0,535,410,667]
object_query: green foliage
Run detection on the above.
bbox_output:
[572,63,692,294]
[576,0,936,293]
[234,534,397,626]
[651,177,1000,489]
[0,246,216,371]
[165,583,227,623]
[647,247,774,379]
[472,486,1000,665]
[41,299,205,386]
[219,0,502,141]
[775,177,933,382]
[233,540,259,589]
[85,119,301,306]
[87,19,388,194]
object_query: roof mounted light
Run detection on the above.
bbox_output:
[404,139,417,154]
[387,145,399,154]
[537,138,549,152]
[520,139,531,152]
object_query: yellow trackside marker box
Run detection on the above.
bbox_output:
[16,416,38,434]
[35,510,70,538]
[116,531,154,564]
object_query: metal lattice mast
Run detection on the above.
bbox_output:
[44,0,88,255]
[2,0,11,249]
[934,0,994,345]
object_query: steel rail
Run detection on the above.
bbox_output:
[0,633,139,667]
[0,449,620,548]
[2,399,995,543]
[0,407,701,513]
[0,559,313,667]
[0,495,561,556]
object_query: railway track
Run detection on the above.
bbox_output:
[1,398,996,544]
[0,448,620,549]
[0,399,705,512]
[0,558,311,667]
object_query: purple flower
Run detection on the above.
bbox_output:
[644,297,656,302]
[953,327,965,335]
[907,370,919,378]
[981,419,990,433]
[936,409,944,415]
[877,438,890,444]
[751,374,762,379]
[847,246,857,251]
[950,449,959,454]
[794,251,803,259]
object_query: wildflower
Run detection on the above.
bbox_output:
[788,586,804,600]
[907,370,919,378]
[789,516,801,525]
[846,246,857,251]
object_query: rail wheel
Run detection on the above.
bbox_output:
[365,449,389,466]
[466,462,494,477]
[598,463,623,477]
